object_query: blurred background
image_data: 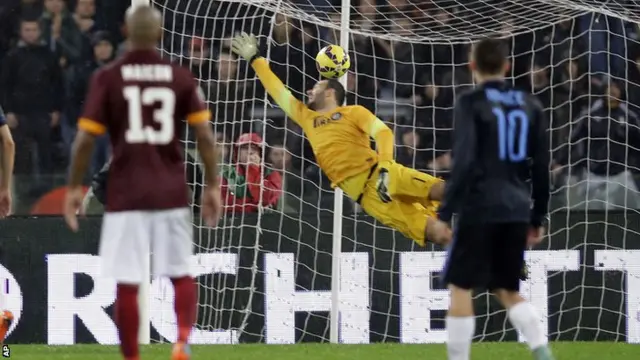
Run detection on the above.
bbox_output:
[2,0,640,215]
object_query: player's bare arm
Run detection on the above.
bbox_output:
[64,62,109,231]
[65,130,96,231]
[191,120,222,226]
[192,122,219,186]
[231,33,308,125]
[68,130,96,188]
[0,125,15,217]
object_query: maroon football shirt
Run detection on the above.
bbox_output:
[78,50,210,212]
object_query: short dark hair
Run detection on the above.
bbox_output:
[325,79,346,105]
[473,38,508,75]
[20,17,40,25]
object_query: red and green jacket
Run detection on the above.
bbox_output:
[220,163,283,213]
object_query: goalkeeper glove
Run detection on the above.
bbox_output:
[231,32,259,62]
[376,165,392,203]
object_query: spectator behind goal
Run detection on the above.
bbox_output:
[221,133,282,212]
[40,0,84,66]
[554,80,640,210]
[1,18,62,194]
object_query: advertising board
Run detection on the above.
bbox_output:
[0,213,637,344]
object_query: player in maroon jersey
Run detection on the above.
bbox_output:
[63,6,221,360]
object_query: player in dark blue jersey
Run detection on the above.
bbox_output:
[0,104,15,345]
[433,39,553,360]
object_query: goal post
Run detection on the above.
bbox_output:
[329,0,352,345]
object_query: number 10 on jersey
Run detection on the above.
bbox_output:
[493,107,529,162]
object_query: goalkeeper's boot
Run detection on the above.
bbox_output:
[171,342,191,360]
[532,345,554,360]
[0,310,13,345]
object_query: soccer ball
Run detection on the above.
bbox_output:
[316,45,350,79]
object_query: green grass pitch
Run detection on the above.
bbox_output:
[5,342,640,359]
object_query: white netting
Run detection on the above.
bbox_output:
[152,0,640,344]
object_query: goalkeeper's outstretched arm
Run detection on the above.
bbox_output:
[251,58,308,126]
[231,33,308,126]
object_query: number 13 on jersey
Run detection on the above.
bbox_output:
[493,107,529,162]
[124,86,175,145]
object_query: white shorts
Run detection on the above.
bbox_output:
[99,207,193,284]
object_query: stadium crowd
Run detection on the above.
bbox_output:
[1,0,640,214]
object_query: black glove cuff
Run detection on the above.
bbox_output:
[248,54,261,64]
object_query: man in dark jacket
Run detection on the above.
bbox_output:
[0,0,43,58]
[0,18,62,191]
[555,81,640,209]
[40,0,83,66]
[64,30,113,169]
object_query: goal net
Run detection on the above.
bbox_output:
[150,0,640,344]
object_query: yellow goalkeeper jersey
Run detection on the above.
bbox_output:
[252,57,394,189]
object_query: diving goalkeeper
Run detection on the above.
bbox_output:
[232,33,449,245]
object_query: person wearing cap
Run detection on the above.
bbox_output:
[64,30,114,171]
[220,133,282,212]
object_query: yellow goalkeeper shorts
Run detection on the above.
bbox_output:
[340,161,441,246]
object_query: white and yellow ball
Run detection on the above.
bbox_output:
[315,45,350,79]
